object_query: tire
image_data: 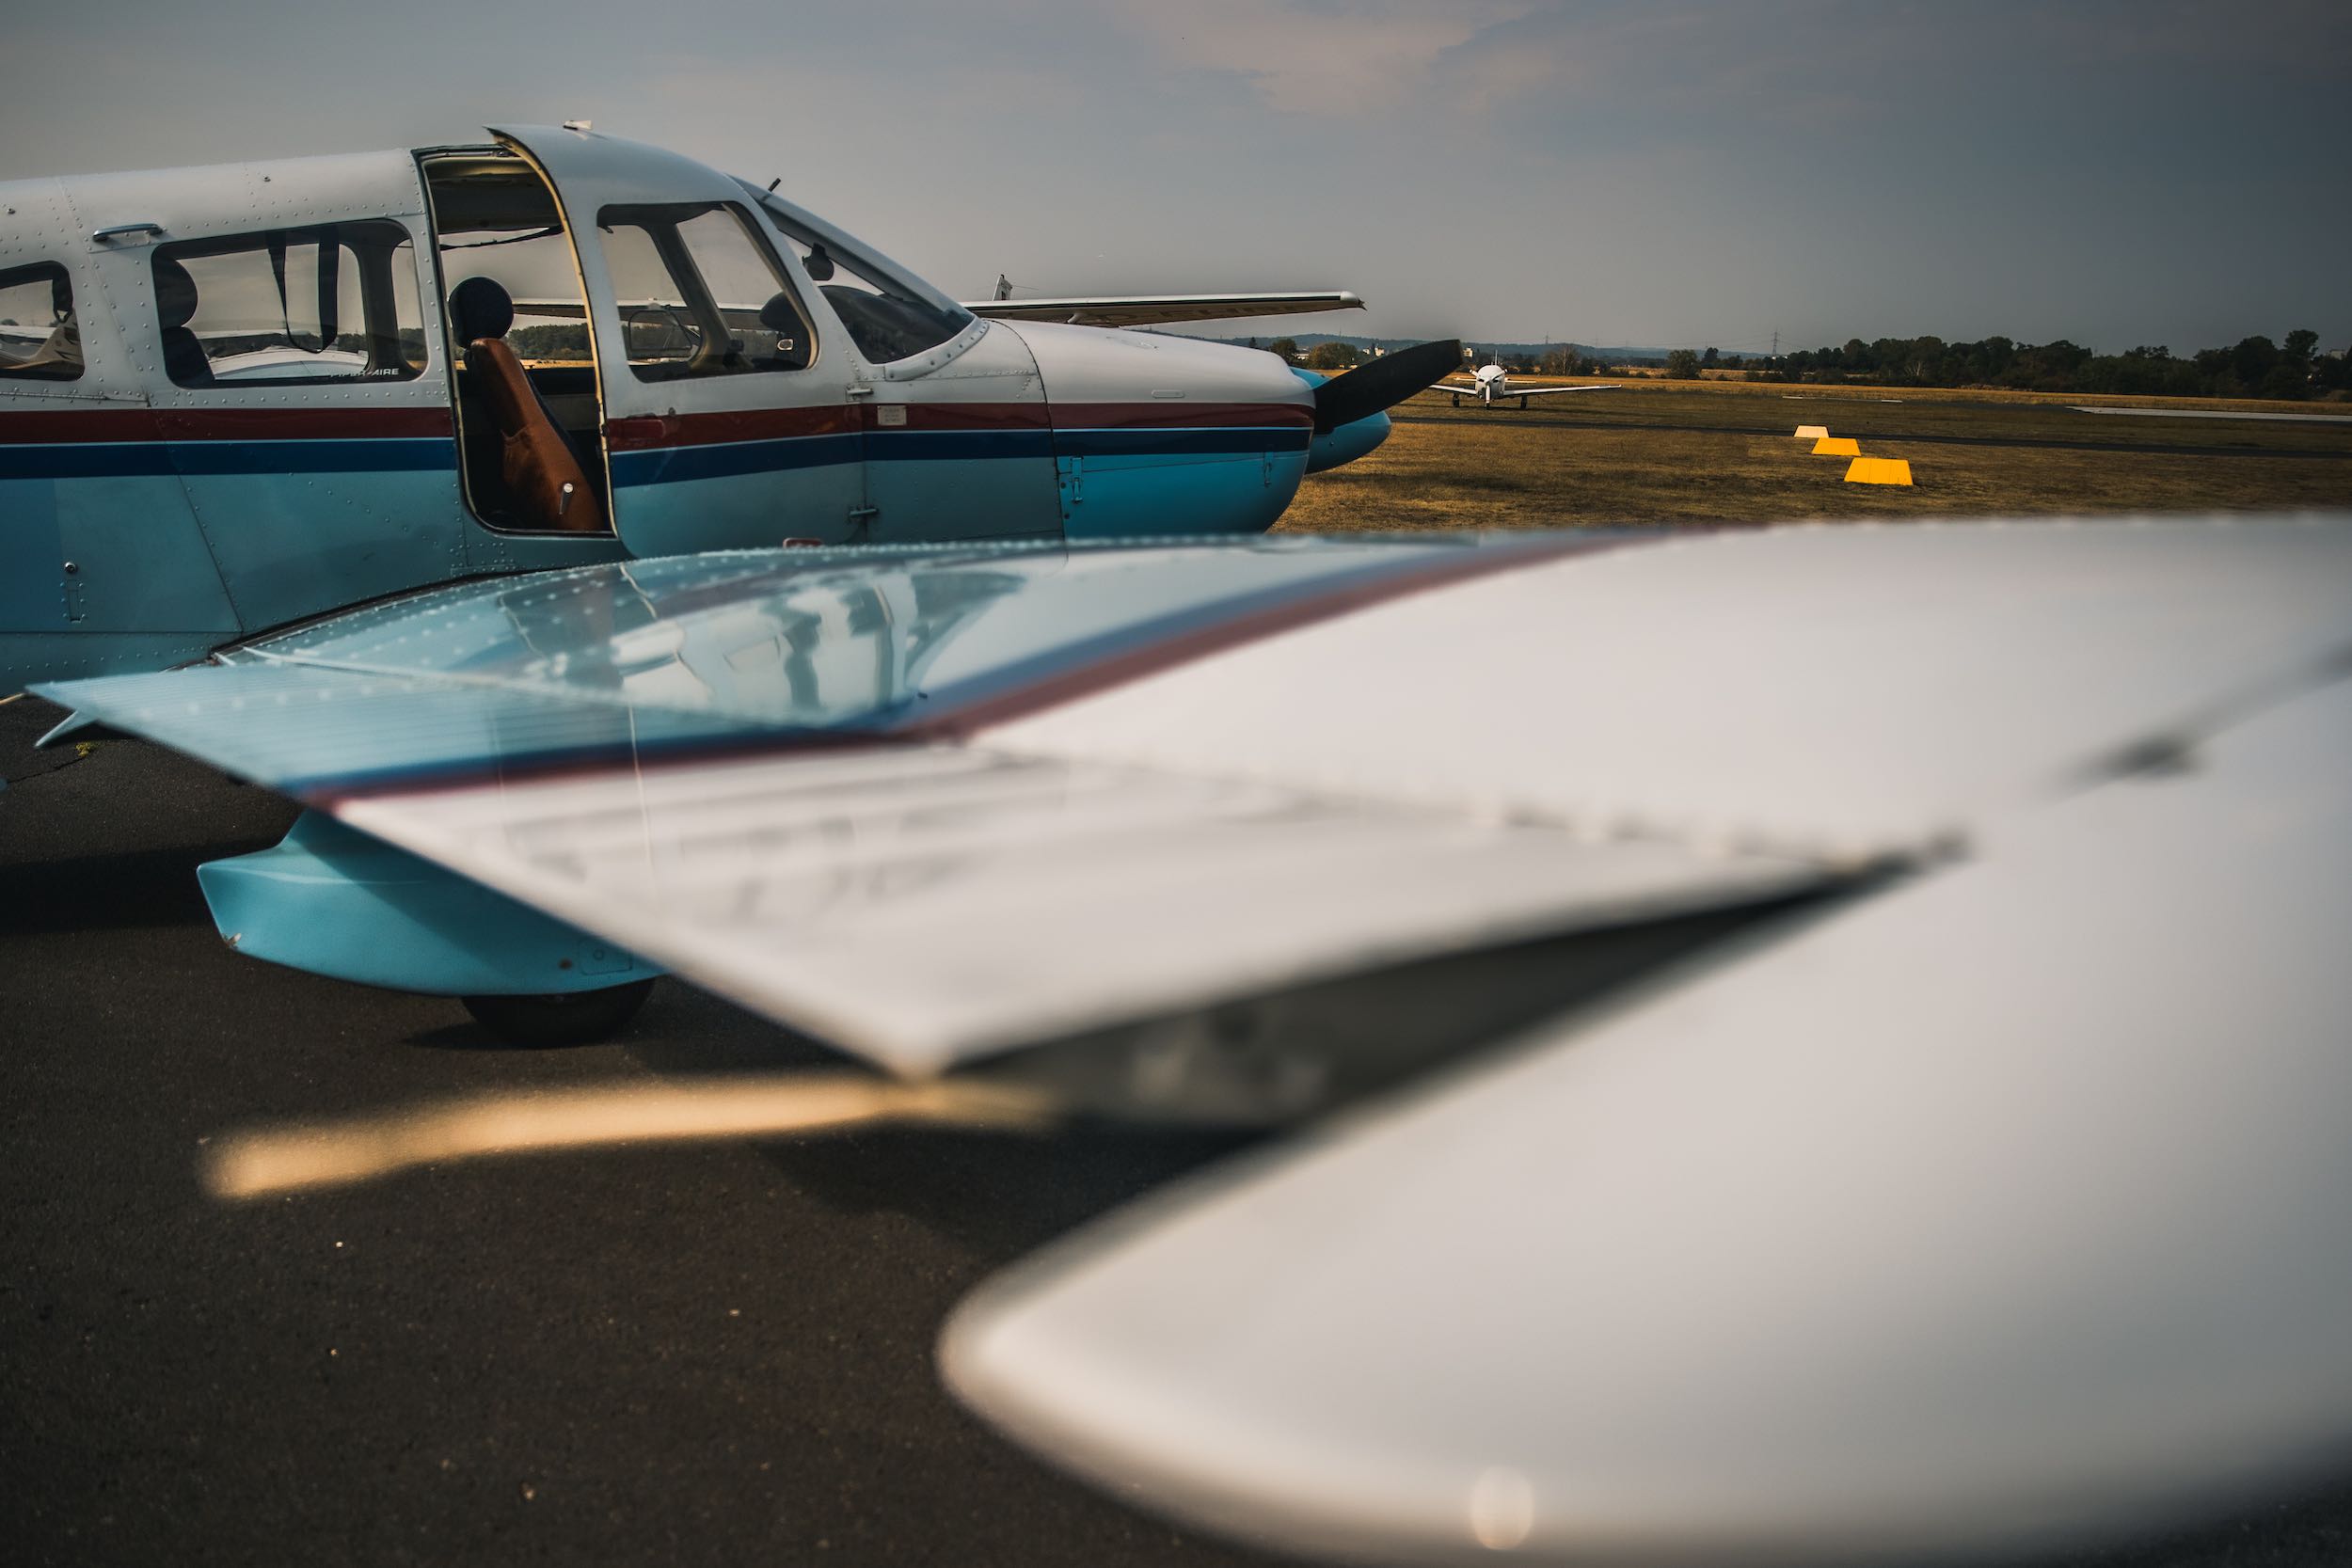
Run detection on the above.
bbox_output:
[461,979,657,1047]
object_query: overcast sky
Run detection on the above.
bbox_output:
[5,0,2343,355]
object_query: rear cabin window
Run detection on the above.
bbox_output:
[152,222,426,387]
[597,202,815,382]
[0,262,83,381]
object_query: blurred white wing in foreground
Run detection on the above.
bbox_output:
[946,670,2352,1566]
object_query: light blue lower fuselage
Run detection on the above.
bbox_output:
[1,416,1351,692]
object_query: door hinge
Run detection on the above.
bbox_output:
[62,561,86,623]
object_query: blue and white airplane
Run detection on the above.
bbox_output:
[0,123,1448,693]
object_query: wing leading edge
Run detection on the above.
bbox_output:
[964,291,1365,327]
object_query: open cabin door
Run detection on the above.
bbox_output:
[493,125,865,556]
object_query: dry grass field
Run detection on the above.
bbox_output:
[1280,380,2352,532]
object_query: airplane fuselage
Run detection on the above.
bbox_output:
[1445,364,1513,404]
[1442,359,1617,410]
[0,126,1367,691]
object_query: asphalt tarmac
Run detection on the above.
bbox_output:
[6,693,2350,1568]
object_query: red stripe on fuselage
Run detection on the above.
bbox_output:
[1049,402,1313,431]
[875,402,1050,432]
[604,407,856,451]
[602,399,1311,452]
[0,398,1308,449]
[0,406,452,444]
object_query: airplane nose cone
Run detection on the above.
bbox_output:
[1288,367,1392,473]
[993,322,1317,539]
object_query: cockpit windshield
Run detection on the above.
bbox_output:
[739,182,974,367]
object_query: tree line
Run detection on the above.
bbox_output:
[1257,332,2348,402]
[1672,332,2345,401]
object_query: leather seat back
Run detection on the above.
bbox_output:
[449,277,602,533]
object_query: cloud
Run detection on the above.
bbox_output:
[1107,0,1537,115]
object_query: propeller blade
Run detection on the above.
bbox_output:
[1311,338,1462,434]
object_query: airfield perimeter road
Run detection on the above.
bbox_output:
[6,691,2352,1568]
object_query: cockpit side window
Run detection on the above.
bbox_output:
[151,224,425,387]
[0,262,84,382]
[596,201,814,382]
[750,194,972,367]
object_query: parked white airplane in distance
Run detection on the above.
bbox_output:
[1442,351,1621,408]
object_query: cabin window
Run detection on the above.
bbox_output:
[750,193,972,366]
[0,262,83,382]
[151,222,426,387]
[596,202,814,382]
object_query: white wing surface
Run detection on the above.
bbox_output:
[963,292,1364,327]
[946,670,2352,1565]
[1502,381,1621,397]
[337,745,1819,1073]
[988,520,2352,862]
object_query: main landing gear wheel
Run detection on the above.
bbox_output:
[462,979,657,1047]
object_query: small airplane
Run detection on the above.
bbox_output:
[0,123,1454,694]
[1440,347,1621,408]
[24,510,2352,1568]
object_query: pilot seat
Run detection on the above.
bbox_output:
[448,276,605,533]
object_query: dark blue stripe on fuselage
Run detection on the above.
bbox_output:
[0,426,1311,487]
[610,432,863,488]
[612,425,1309,487]
[0,439,455,481]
